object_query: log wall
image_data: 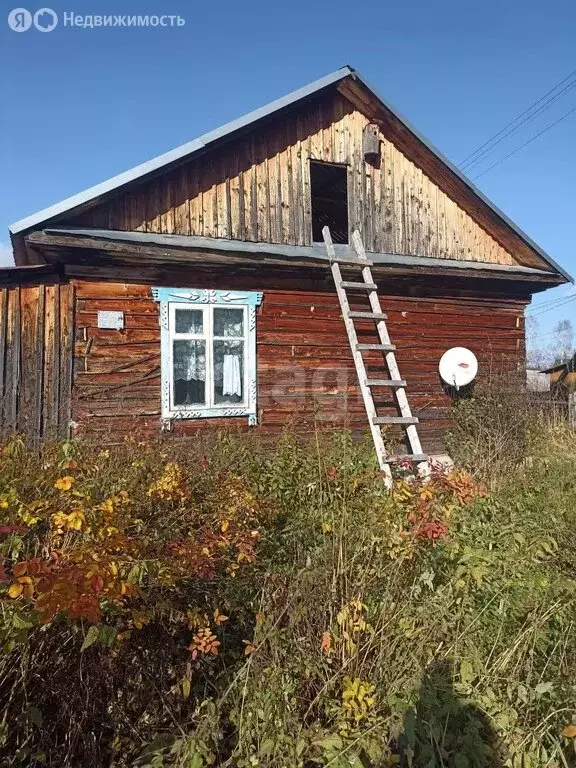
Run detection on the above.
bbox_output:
[72,278,527,453]
[67,91,517,268]
[0,283,75,442]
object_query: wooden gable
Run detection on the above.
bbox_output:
[63,88,520,269]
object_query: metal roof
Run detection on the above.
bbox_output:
[542,353,576,374]
[9,67,352,235]
[9,65,573,283]
[42,227,560,278]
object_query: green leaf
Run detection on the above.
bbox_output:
[26,705,43,729]
[259,738,274,757]
[535,681,554,697]
[12,611,33,630]
[81,625,99,651]
[98,625,118,647]
[188,753,204,768]
[313,734,343,752]
[460,659,475,685]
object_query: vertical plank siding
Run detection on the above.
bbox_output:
[0,284,74,442]
[67,93,516,267]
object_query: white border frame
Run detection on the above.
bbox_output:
[152,287,262,425]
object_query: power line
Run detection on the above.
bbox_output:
[529,295,576,318]
[530,326,574,340]
[459,67,576,168]
[527,295,576,319]
[461,77,576,173]
[526,299,573,320]
[526,290,576,314]
[471,104,576,180]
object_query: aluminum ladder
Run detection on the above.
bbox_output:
[323,226,429,488]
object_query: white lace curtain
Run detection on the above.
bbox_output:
[173,307,244,399]
[173,341,206,381]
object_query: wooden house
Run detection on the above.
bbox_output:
[0,66,572,454]
[541,355,576,429]
[542,355,576,391]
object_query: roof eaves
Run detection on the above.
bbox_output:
[41,227,563,280]
[9,66,354,236]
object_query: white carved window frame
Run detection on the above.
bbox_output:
[152,287,262,426]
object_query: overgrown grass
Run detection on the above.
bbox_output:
[0,416,575,767]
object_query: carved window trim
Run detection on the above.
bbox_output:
[152,287,263,426]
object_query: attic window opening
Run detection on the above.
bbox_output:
[310,161,349,244]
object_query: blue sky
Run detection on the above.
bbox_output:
[1,0,575,345]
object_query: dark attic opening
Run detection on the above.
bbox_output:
[310,161,349,244]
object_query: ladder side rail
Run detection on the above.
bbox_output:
[351,230,428,472]
[323,229,393,487]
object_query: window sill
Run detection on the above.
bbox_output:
[161,409,258,428]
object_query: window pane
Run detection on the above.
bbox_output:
[172,340,206,406]
[175,308,203,335]
[213,340,244,404]
[214,307,244,337]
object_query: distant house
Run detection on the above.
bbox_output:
[526,368,550,393]
[0,66,573,452]
[542,354,576,391]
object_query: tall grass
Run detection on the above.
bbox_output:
[0,415,574,767]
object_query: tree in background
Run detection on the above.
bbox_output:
[553,318,574,365]
[526,316,575,369]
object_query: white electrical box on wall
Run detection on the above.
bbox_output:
[97,311,125,330]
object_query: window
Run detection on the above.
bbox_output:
[310,161,349,244]
[152,288,263,425]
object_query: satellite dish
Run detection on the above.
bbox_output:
[439,347,478,390]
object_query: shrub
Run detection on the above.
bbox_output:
[447,372,574,486]
[0,429,574,767]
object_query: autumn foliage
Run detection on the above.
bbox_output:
[0,429,574,767]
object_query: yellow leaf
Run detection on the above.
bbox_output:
[181,679,191,699]
[213,608,229,625]
[8,583,24,599]
[54,476,74,491]
[562,724,576,738]
[321,522,332,534]
[220,520,229,533]
[131,610,150,629]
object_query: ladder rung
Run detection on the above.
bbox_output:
[348,312,388,321]
[373,416,419,425]
[340,281,377,291]
[365,379,407,388]
[330,256,374,266]
[356,343,396,352]
[385,454,428,463]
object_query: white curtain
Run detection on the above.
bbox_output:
[222,354,242,396]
